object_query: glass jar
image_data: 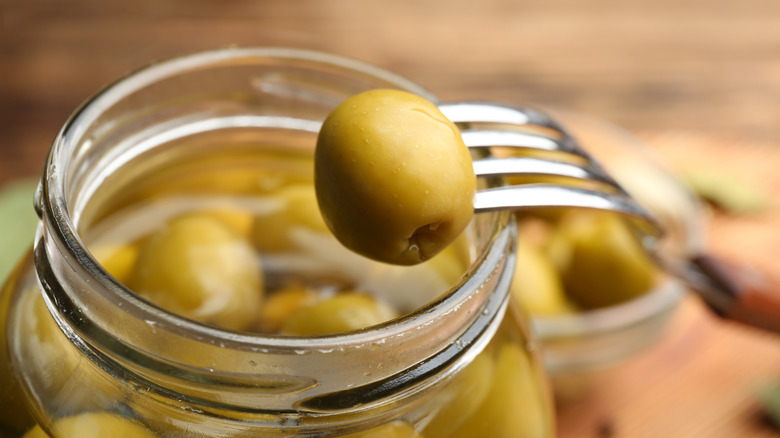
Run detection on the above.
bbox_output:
[0,48,554,437]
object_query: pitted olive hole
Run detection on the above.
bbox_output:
[406,222,446,261]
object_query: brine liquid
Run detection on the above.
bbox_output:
[79,118,473,333]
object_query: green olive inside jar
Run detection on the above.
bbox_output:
[0,48,554,437]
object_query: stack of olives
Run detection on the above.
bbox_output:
[90,200,452,337]
[87,89,477,338]
[510,210,659,317]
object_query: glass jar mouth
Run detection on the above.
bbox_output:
[37,47,515,355]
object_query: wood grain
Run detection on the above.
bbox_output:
[2,1,780,436]
[3,0,780,184]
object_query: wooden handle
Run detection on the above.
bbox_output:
[690,255,780,334]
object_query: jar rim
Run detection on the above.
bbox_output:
[38,47,515,354]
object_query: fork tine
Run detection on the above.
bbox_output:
[441,101,663,237]
[472,156,615,186]
[461,130,564,151]
[439,102,536,125]
[439,102,579,154]
[474,184,663,237]
[475,184,637,214]
[440,102,559,130]
[446,101,629,190]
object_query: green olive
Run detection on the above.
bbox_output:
[281,292,398,336]
[251,183,329,252]
[511,238,577,316]
[422,348,495,437]
[555,211,658,309]
[256,286,320,334]
[510,220,577,316]
[22,412,155,438]
[315,89,476,265]
[0,284,37,433]
[90,243,140,285]
[199,208,254,238]
[13,288,118,417]
[341,421,422,438]
[450,343,551,438]
[129,213,264,331]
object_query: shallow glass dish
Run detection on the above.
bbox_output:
[533,278,684,392]
[528,108,702,397]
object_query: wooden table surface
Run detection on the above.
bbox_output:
[3,1,780,437]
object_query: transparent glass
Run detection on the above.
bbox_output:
[0,48,554,437]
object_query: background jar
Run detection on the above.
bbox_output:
[0,48,554,437]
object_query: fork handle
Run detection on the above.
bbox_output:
[687,254,780,334]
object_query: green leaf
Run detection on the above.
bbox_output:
[0,179,40,284]
[757,382,780,429]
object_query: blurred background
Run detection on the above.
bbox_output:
[2,1,780,437]
[3,0,780,183]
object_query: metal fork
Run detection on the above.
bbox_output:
[439,101,780,334]
[438,102,662,238]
